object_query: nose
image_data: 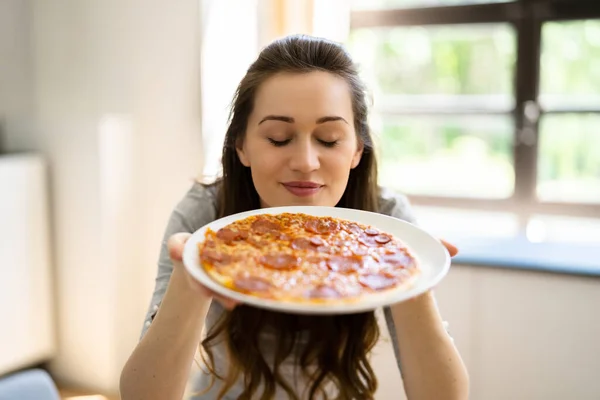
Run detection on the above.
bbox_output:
[289,138,320,173]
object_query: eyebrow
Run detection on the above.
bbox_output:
[316,116,348,125]
[258,115,294,125]
[258,115,349,125]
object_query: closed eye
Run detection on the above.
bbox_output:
[318,139,338,148]
[268,138,292,147]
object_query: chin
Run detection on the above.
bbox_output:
[290,196,337,207]
[266,196,319,208]
[263,188,338,208]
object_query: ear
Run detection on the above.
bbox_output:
[236,143,251,167]
[351,141,364,169]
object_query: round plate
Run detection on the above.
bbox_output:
[182,206,450,314]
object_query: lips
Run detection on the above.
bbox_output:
[282,181,324,197]
[284,181,322,188]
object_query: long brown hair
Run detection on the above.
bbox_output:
[201,34,381,399]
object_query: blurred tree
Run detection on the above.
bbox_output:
[347,19,600,202]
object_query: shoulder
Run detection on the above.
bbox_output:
[169,180,219,233]
[377,186,417,224]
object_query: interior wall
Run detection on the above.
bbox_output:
[14,0,205,393]
[0,0,35,152]
[372,265,600,400]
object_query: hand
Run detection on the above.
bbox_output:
[440,239,458,258]
[392,239,458,305]
[167,232,239,310]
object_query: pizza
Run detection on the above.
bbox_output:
[197,213,419,303]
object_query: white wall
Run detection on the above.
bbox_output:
[1,0,205,394]
[0,0,36,152]
[0,0,56,377]
[372,265,600,400]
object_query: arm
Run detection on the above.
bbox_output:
[121,184,230,399]
[390,291,469,400]
[119,234,212,400]
[379,190,468,398]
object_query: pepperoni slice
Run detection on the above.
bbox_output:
[216,228,242,243]
[309,236,324,246]
[291,237,312,250]
[358,235,379,247]
[327,255,364,273]
[304,219,318,233]
[358,274,398,290]
[233,276,272,292]
[381,252,411,268]
[305,219,340,235]
[351,245,368,256]
[307,285,340,299]
[292,237,329,252]
[247,237,268,249]
[259,254,299,270]
[344,223,362,235]
[316,245,331,254]
[328,239,345,248]
[251,218,281,235]
[375,234,391,244]
[329,220,341,232]
[200,249,232,266]
[305,256,327,269]
[277,233,290,241]
[364,228,379,236]
[358,232,392,247]
[382,268,412,280]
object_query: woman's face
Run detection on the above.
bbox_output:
[237,71,363,208]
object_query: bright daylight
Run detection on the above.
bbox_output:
[1,0,599,399]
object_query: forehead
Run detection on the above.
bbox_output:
[251,71,354,122]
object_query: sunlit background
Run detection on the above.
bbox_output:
[1,0,599,399]
[348,17,600,242]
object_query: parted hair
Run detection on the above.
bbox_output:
[201,34,381,400]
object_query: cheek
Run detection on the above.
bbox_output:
[250,153,281,174]
[244,140,277,170]
[247,149,284,188]
[321,151,354,188]
[330,145,359,172]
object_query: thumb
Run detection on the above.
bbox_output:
[167,232,192,263]
[440,239,458,258]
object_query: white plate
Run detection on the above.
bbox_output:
[182,206,450,314]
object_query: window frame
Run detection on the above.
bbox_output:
[350,0,600,231]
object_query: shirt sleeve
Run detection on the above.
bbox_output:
[379,189,454,376]
[378,190,417,375]
[139,183,217,340]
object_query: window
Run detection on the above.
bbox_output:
[351,0,513,10]
[537,20,600,204]
[347,0,600,265]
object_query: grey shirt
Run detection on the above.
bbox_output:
[140,182,418,398]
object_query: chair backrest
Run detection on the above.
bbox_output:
[0,369,60,400]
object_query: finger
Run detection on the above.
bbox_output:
[168,232,192,262]
[220,298,239,310]
[192,282,239,309]
[212,293,239,310]
[440,239,459,257]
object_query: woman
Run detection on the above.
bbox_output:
[120,34,468,400]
